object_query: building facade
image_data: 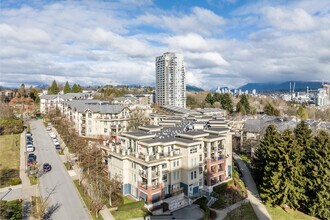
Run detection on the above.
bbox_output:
[62,100,131,138]
[156,52,186,108]
[107,116,232,209]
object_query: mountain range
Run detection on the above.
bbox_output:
[238,81,325,92]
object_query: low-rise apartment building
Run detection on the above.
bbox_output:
[40,93,92,114]
[62,100,131,138]
[108,116,232,208]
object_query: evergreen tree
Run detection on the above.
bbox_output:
[305,130,330,219]
[252,125,279,184]
[237,94,250,114]
[77,84,83,93]
[221,93,233,113]
[48,80,60,94]
[63,81,71,94]
[264,103,280,116]
[260,129,305,209]
[205,93,214,105]
[71,83,79,93]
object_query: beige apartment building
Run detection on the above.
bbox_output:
[62,100,131,138]
[108,116,232,207]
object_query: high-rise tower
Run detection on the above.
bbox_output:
[155,52,186,108]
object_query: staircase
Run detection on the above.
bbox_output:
[207,197,217,207]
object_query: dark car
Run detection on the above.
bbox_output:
[26,141,33,145]
[27,154,36,166]
[43,163,52,172]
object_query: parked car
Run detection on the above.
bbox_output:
[26,132,32,137]
[26,144,34,152]
[43,163,52,172]
[27,153,37,166]
[26,140,33,145]
[55,143,61,150]
[46,126,52,131]
[50,132,56,139]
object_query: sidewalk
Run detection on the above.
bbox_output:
[233,153,272,220]
[211,198,249,220]
[51,125,115,220]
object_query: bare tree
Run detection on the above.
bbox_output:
[127,108,150,131]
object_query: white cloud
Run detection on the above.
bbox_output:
[262,7,316,31]
[0,0,329,89]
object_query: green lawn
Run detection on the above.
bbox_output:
[111,208,150,220]
[73,180,104,220]
[122,196,134,204]
[266,204,317,220]
[0,134,21,187]
[224,202,257,220]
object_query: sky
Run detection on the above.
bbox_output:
[0,0,330,89]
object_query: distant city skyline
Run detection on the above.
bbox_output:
[1,0,330,89]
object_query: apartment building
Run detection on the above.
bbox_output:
[107,116,232,209]
[62,100,131,138]
[40,93,92,114]
[156,52,186,108]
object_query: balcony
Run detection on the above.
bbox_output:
[170,187,183,196]
[139,170,159,179]
[210,169,225,177]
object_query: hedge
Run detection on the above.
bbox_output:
[117,200,145,211]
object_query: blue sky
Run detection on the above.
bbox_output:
[0,0,329,89]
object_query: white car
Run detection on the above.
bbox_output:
[53,138,58,144]
[26,144,34,152]
[50,133,57,139]
[46,126,52,131]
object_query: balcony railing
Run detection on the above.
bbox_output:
[170,187,183,196]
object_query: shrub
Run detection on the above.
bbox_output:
[117,200,144,211]
[193,197,211,220]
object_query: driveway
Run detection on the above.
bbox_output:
[30,119,91,220]
[233,153,271,220]
[172,204,204,219]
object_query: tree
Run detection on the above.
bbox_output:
[252,125,279,184]
[264,103,280,116]
[297,106,308,120]
[305,130,330,219]
[127,108,149,131]
[63,81,71,94]
[29,86,40,103]
[260,129,305,209]
[220,93,233,113]
[237,94,250,114]
[48,80,60,94]
[17,83,26,98]
[187,95,198,109]
[205,93,214,105]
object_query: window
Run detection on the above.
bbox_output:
[199,178,203,187]
[104,121,107,126]
[194,171,197,179]
[190,146,197,154]
[191,171,193,180]
[162,164,167,169]
[104,128,107,133]
[134,174,136,183]
[199,154,202,162]
[173,161,176,167]
[88,113,92,118]
[163,174,167,182]
[176,160,179,166]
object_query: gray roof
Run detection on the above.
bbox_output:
[40,93,89,100]
[65,100,126,114]
[243,117,298,133]
[180,131,207,136]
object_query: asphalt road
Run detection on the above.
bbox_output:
[30,119,90,220]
